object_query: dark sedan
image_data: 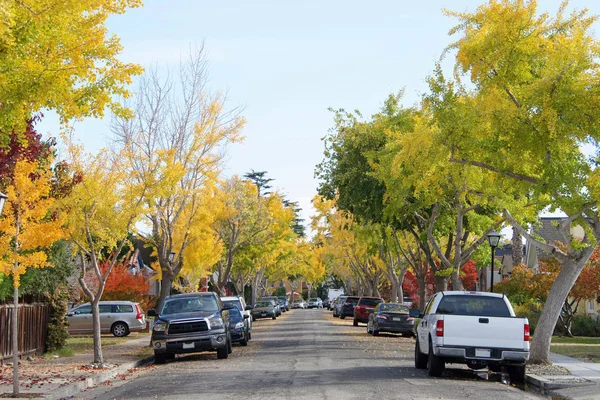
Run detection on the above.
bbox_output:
[339,296,360,319]
[228,306,249,346]
[367,303,415,336]
[251,301,277,320]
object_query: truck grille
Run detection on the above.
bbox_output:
[168,320,209,334]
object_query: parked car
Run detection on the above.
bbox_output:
[67,301,146,337]
[367,303,415,336]
[414,291,530,382]
[221,296,252,338]
[353,296,384,326]
[278,296,290,311]
[307,298,323,308]
[339,296,360,319]
[261,297,282,316]
[148,292,233,363]
[292,299,307,309]
[228,305,249,346]
[251,301,277,320]
[333,296,348,317]
[322,299,330,309]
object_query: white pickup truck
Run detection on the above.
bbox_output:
[414,291,530,382]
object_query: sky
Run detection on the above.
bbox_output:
[37,0,600,234]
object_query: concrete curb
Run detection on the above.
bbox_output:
[43,356,154,400]
[526,374,595,391]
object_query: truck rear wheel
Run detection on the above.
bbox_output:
[508,365,526,383]
[427,339,444,377]
[217,345,228,359]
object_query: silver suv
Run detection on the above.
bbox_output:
[67,301,146,337]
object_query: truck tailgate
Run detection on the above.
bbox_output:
[442,315,528,349]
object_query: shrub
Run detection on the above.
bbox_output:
[571,315,600,337]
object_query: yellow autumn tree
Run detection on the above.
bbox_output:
[0,0,143,142]
[0,160,68,396]
[59,138,148,367]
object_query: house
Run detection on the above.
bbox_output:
[525,217,599,318]
[478,243,526,292]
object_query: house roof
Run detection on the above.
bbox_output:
[531,217,569,259]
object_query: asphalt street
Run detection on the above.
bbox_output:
[84,308,545,400]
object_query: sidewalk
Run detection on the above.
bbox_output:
[0,334,154,399]
[526,352,600,400]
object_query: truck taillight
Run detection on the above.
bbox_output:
[524,323,530,342]
[436,320,444,337]
[135,304,143,320]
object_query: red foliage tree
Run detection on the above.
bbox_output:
[83,259,150,308]
[460,260,478,291]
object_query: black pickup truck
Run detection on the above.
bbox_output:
[148,292,234,363]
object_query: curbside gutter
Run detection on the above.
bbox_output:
[44,356,154,400]
[526,373,594,391]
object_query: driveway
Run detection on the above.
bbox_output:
[82,308,543,399]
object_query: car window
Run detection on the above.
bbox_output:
[223,300,242,310]
[424,296,436,316]
[359,298,383,307]
[255,302,271,308]
[345,297,359,305]
[379,304,410,313]
[74,305,91,314]
[114,305,134,313]
[161,296,219,315]
[229,307,243,321]
[99,305,112,314]
[436,295,511,317]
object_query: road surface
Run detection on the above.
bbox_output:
[83,308,544,400]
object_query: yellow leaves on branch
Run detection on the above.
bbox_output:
[0,160,68,288]
[0,0,144,141]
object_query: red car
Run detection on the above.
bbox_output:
[353,296,384,326]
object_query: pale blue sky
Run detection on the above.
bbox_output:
[38,0,600,228]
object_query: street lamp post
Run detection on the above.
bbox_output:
[487,231,502,292]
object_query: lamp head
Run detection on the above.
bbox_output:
[487,230,502,248]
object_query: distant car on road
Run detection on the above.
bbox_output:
[339,296,360,319]
[333,296,348,317]
[367,303,415,336]
[67,301,146,337]
[278,296,290,311]
[261,297,282,316]
[251,301,277,320]
[292,299,307,309]
[353,297,384,326]
[307,298,323,308]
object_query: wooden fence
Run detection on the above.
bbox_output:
[0,303,49,362]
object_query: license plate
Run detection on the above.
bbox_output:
[182,342,194,349]
[475,348,491,358]
[261,313,266,316]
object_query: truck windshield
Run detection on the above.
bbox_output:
[161,296,219,315]
[436,295,511,317]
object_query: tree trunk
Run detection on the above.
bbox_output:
[157,275,174,311]
[451,269,464,291]
[390,275,399,302]
[434,274,448,293]
[91,298,104,366]
[530,260,584,364]
[398,275,405,304]
[512,226,523,266]
[12,286,19,396]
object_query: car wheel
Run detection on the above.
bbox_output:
[373,328,379,336]
[240,332,248,346]
[217,345,228,359]
[272,315,276,320]
[227,336,233,354]
[414,338,428,369]
[353,319,358,327]
[248,331,252,340]
[427,338,444,377]
[154,352,167,364]
[508,365,526,383]
[111,322,129,337]
[340,314,345,320]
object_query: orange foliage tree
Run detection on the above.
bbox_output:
[83,259,150,309]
